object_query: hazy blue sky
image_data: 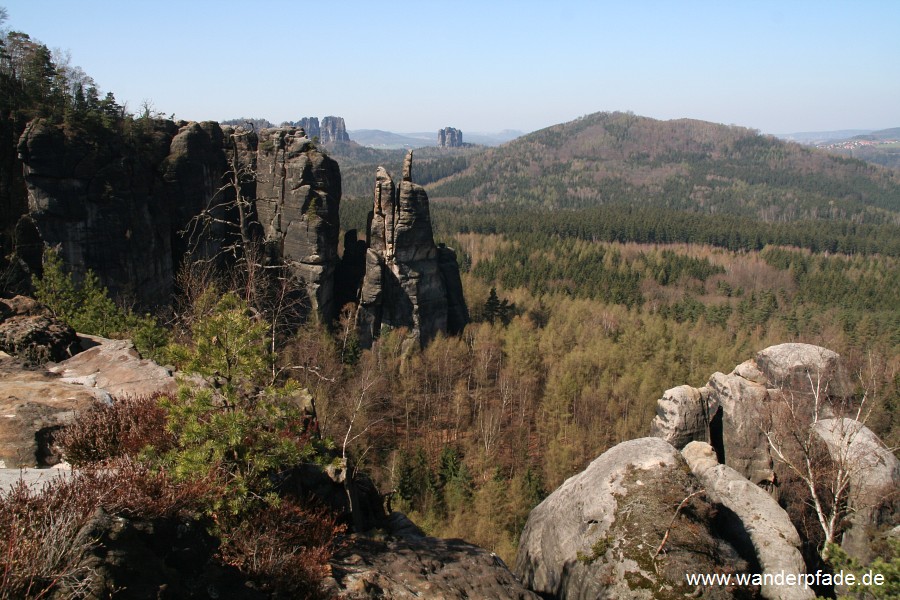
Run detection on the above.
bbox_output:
[3,0,898,135]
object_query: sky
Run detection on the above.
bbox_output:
[3,0,899,135]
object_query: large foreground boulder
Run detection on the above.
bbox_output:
[515,437,755,599]
[48,335,177,400]
[0,360,97,468]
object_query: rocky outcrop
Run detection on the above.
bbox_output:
[683,442,813,600]
[358,151,468,347]
[328,513,539,600]
[438,127,463,148]
[515,437,754,600]
[650,343,897,570]
[255,127,342,322]
[0,295,79,362]
[12,119,466,337]
[48,335,177,400]
[161,120,233,263]
[0,359,98,468]
[650,342,851,486]
[321,116,350,144]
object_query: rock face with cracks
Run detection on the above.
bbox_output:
[255,127,342,323]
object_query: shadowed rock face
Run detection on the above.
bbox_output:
[17,119,180,307]
[358,151,467,347]
[255,128,342,323]
[438,127,463,148]
[321,116,350,144]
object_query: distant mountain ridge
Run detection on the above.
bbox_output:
[424,111,900,225]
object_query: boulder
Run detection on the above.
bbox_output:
[649,385,708,449]
[756,343,849,398]
[328,514,539,600]
[811,418,900,563]
[683,442,812,600]
[0,295,79,363]
[649,343,851,486]
[515,437,754,599]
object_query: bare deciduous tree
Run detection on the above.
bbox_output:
[758,354,895,560]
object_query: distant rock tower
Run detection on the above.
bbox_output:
[321,116,350,143]
[438,127,463,148]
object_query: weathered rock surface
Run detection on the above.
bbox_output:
[0,463,71,494]
[756,343,849,398]
[358,152,468,347]
[438,127,463,148]
[161,120,232,263]
[295,117,321,140]
[17,118,180,307]
[48,335,177,400]
[255,127,342,322]
[0,359,98,468]
[0,295,79,362]
[328,513,539,600]
[515,437,754,600]
[682,442,813,600]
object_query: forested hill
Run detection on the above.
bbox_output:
[424,111,900,225]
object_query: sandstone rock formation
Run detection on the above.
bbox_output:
[321,115,350,144]
[0,359,97,468]
[48,335,177,400]
[811,418,900,563]
[650,342,850,486]
[358,151,468,347]
[16,118,232,308]
[17,118,180,307]
[650,343,897,569]
[255,127,342,322]
[295,117,320,140]
[515,437,753,600]
[438,127,463,148]
[682,442,813,600]
[328,513,539,600]
[11,119,466,338]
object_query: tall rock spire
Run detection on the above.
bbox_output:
[358,151,468,348]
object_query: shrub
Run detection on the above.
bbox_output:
[55,395,174,466]
[32,247,169,360]
[0,458,211,599]
[218,500,345,597]
[159,384,317,517]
